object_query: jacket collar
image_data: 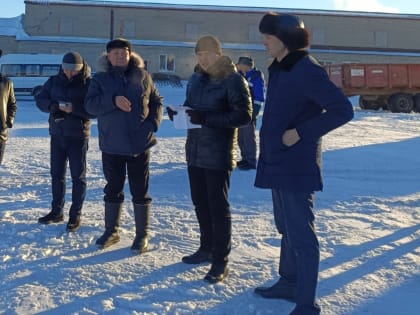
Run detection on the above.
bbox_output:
[269,50,308,72]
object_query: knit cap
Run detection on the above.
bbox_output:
[62,51,83,71]
[195,35,222,55]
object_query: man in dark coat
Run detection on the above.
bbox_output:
[36,51,93,232]
[0,72,17,165]
[253,13,354,315]
[85,38,163,253]
[168,35,252,283]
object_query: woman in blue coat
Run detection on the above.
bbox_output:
[36,52,93,232]
[254,13,354,315]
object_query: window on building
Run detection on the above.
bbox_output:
[375,31,388,47]
[159,54,175,72]
[119,20,135,38]
[186,23,199,40]
[60,18,73,36]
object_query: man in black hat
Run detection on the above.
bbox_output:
[85,38,163,254]
[36,51,93,232]
[253,12,354,315]
[236,56,265,170]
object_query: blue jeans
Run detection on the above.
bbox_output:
[50,136,88,217]
[272,189,321,315]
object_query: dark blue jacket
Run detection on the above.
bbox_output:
[85,53,163,156]
[35,61,93,139]
[184,56,252,170]
[255,51,354,192]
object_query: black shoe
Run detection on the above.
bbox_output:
[238,162,256,170]
[96,232,120,248]
[38,211,64,224]
[66,216,81,232]
[182,249,212,264]
[254,278,297,302]
[131,236,149,254]
[204,262,229,284]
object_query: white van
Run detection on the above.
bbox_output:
[0,53,63,97]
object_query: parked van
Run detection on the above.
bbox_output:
[0,53,63,97]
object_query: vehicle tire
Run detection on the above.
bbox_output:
[32,86,43,96]
[414,93,420,113]
[388,93,414,113]
[359,96,381,110]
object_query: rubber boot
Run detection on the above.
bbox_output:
[131,203,150,254]
[96,202,122,248]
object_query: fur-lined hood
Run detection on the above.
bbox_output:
[96,51,145,73]
[195,55,236,80]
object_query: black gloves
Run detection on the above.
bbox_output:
[186,109,206,125]
[49,101,60,114]
[166,107,177,121]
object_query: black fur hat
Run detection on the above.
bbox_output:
[259,12,310,51]
[106,38,132,53]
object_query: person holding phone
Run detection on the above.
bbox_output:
[35,51,93,232]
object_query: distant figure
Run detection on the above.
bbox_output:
[168,35,252,283]
[0,71,17,165]
[235,56,265,170]
[254,12,354,315]
[36,52,93,232]
[85,38,163,253]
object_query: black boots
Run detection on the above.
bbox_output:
[96,202,122,248]
[66,216,81,232]
[131,203,150,254]
[182,249,212,264]
[204,261,229,284]
[38,211,64,224]
[96,202,150,253]
[254,278,297,302]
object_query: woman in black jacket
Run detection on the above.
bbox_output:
[169,35,252,283]
[36,52,93,232]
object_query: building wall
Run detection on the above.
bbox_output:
[4,1,420,79]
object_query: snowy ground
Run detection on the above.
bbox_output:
[0,85,419,315]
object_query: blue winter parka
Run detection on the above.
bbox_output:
[255,51,354,192]
[85,53,163,156]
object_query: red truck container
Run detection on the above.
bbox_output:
[324,63,420,113]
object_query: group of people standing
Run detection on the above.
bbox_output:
[2,11,354,315]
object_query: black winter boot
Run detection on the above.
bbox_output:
[131,203,150,254]
[96,202,122,248]
[38,211,64,224]
[204,261,229,284]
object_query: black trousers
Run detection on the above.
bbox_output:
[102,150,152,205]
[0,140,5,165]
[187,166,232,263]
[50,136,88,217]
